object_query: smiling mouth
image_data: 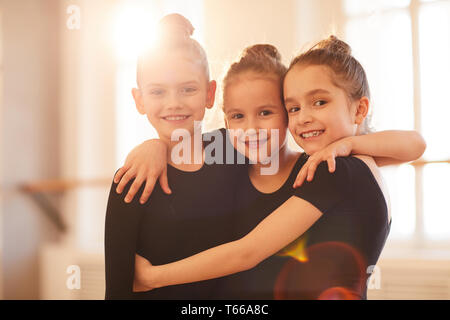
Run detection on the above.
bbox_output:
[300,130,325,139]
[244,138,268,149]
[162,115,190,121]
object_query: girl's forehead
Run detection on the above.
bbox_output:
[227,75,281,95]
[285,65,338,95]
[288,65,332,82]
[142,55,205,85]
[233,71,280,85]
[224,80,283,112]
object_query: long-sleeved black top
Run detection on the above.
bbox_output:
[104,128,246,299]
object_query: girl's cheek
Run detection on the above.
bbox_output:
[226,121,238,130]
[287,121,295,135]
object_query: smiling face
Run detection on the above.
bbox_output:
[223,72,288,164]
[133,52,215,143]
[284,64,361,155]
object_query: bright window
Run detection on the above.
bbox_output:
[345,0,450,244]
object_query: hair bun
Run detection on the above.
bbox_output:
[158,13,194,40]
[316,35,351,55]
[243,44,282,61]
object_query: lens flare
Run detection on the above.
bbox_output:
[318,287,360,300]
[276,234,309,263]
[274,241,366,300]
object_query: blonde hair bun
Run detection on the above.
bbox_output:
[158,13,194,40]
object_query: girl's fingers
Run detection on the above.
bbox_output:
[158,167,172,195]
[113,167,124,184]
[139,176,157,204]
[295,155,318,187]
[294,160,311,188]
[125,176,145,203]
[306,159,319,182]
[327,156,336,173]
[116,168,136,194]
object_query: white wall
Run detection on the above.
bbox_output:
[58,0,117,251]
[0,0,119,299]
[296,0,345,48]
[0,0,61,299]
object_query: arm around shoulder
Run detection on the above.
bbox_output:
[350,130,426,166]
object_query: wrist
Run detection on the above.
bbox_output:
[144,139,169,159]
[147,138,168,149]
[345,135,358,154]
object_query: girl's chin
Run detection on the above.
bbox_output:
[244,150,278,165]
[299,145,323,156]
[247,157,273,165]
[294,138,329,155]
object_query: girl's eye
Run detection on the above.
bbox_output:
[149,89,164,95]
[259,110,272,116]
[288,106,301,113]
[313,100,327,106]
[230,113,243,120]
[181,87,197,94]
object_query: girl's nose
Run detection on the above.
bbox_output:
[297,109,313,125]
[165,92,182,110]
[244,116,260,132]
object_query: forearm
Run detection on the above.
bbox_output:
[149,239,256,289]
[146,197,322,290]
[350,130,426,164]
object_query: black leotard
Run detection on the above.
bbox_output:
[104,129,246,299]
[214,153,307,299]
[290,155,391,300]
[216,154,390,300]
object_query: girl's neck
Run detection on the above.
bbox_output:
[165,133,205,172]
[248,143,301,193]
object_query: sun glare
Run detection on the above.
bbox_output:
[113,4,158,62]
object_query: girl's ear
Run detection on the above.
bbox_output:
[354,96,369,125]
[132,88,146,115]
[206,80,217,109]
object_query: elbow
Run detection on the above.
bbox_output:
[234,239,263,272]
[241,253,260,272]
